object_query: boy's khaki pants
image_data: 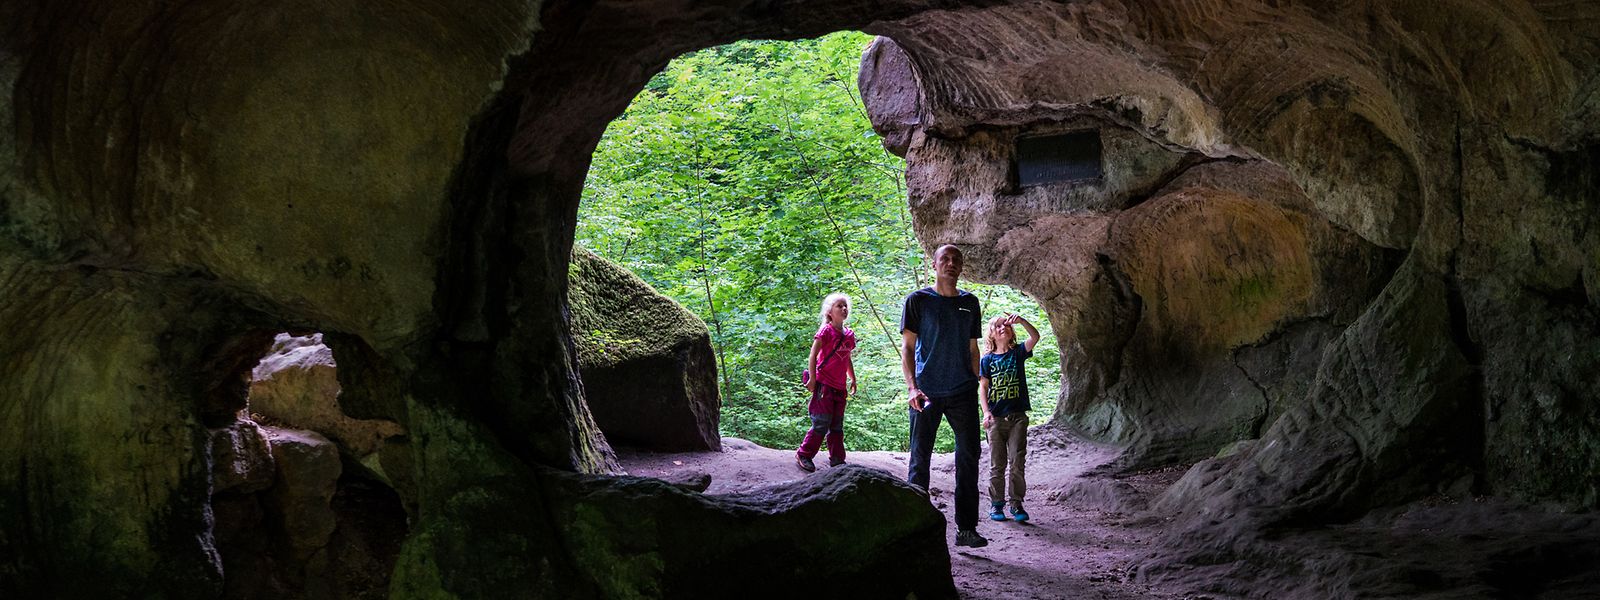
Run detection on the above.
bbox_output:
[986,412,1028,508]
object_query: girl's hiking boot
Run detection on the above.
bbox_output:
[796,456,817,473]
[955,529,989,548]
[1010,505,1029,522]
[989,503,1008,521]
[828,459,846,467]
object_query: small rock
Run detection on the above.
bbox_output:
[209,419,275,494]
[264,427,342,560]
[657,470,712,492]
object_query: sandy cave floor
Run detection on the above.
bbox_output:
[616,426,1195,599]
[616,426,1600,599]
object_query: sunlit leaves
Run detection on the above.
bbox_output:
[579,32,1058,452]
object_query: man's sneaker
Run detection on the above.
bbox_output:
[989,503,1008,521]
[796,456,817,473]
[954,529,989,548]
[1010,505,1029,522]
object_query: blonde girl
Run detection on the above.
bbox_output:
[795,292,857,472]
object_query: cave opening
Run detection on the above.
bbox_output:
[573,32,1061,457]
[3,0,1598,597]
[206,332,408,599]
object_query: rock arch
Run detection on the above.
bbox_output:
[2,0,1596,596]
[859,0,1599,529]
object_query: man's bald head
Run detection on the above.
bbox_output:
[934,244,963,262]
[932,244,965,286]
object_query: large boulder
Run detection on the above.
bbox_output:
[544,464,955,599]
[392,399,956,597]
[264,428,342,563]
[568,246,722,451]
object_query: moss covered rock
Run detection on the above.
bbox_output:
[545,464,957,599]
[568,247,721,451]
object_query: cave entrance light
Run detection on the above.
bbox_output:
[575,33,1061,456]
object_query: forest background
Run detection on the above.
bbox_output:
[577,32,1060,452]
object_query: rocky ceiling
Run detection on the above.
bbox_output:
[1,0,1595,597]
[863,0,1599,525]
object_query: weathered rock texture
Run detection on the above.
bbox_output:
[860,0,1599,539]
[569,247,722,451]
[210,419,277,495]
[3,0,1597,597]
[208,421,409,599]
[542,465,954,599]
[250,333,406,459]
[0,0,973,596]
[265,428,342,564]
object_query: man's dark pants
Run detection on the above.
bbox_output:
[907,387,981,530]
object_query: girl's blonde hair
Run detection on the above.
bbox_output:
[819,293,851,326]
[984,315,1015,354]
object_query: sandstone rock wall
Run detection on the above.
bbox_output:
[861,0,1600,526]
[0,0,979,596]
[3,0,1596,596]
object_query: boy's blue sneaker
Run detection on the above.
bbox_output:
[1010,505,1029,522]
[989,503,1008,521]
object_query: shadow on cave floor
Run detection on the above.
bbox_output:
[618,426,1185,599]
[617,426,1600,600]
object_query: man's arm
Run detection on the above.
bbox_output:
[979,376,994,428]
[968,339,980,378]
[902,330,926,411]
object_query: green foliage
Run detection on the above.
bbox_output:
[579,32,1059,452]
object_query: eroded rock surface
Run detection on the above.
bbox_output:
[249,333,406,459]
[209,423,405,599]
[3,0,1597,597]
[860,2,1600,538]
[541,465,955,599]
[209,419,276,495]
[265,428,342,563]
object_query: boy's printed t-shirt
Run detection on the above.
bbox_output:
[899,287,982,397]
[980,345,1033,417]
[813,324,856,390]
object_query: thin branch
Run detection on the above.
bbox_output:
[778,90,901,360]
[681,156,734,402]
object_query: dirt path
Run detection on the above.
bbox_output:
[615,426,1191,599]
[618,427,1600,599]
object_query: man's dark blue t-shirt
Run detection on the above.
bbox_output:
[980,345,1033,416]
[900,287,982,398]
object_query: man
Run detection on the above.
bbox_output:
[901,244,987,548]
